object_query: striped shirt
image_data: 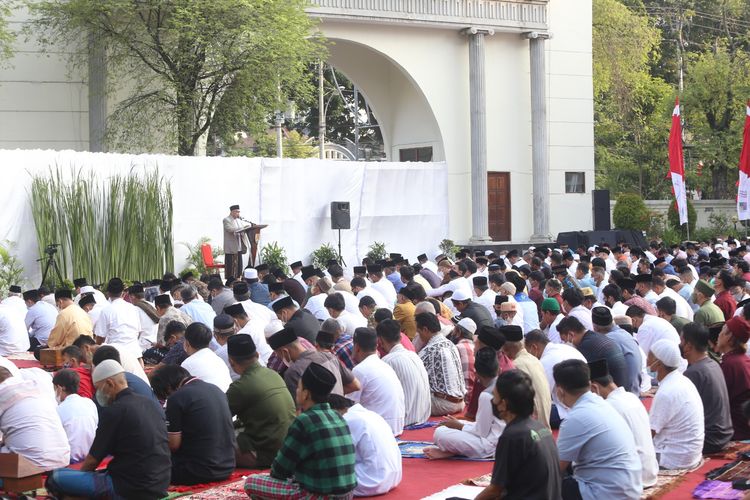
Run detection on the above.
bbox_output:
[382,344,431,426]
[455,338,475,394]
[418,334,466,399]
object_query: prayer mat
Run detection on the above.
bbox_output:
[167,470,251,493]
[707,441,750,461]
[179,479,246,499]
[462,472,492,487]
[397,441,494,461]
[421,484,485,500]
[640,458,707,500]
[403,421,440,431]
[692,480,745,500]
[7,352,36,361]
[708,461,750,482]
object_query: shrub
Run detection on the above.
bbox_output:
[667,199,697,232]
[180,237,222,275]
[439,239,459,259]
[311,243,340,269]
[0,241,24,296]
[366,242,387,262]
[612,193,649,231]
[260,241,289,275]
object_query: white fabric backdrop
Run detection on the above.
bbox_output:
[0,150,448,285]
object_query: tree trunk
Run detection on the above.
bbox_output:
[176,87,196,156]
[711,162,729,199]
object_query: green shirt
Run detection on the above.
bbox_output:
[226,362,295,466]
[271,402,356,495]
[669,315,691,333]
[694,301,725,328]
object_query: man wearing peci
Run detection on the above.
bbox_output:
[223,205,253,280]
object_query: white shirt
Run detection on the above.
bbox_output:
[610,301,628,316]
[335,310,367,336]
[540,343,586,419]
[546,313,565,344]
[1,296,26,317]
[657,288,694,321]
[0,378,70,468]
[25,301,58,344]
[475,289,496,319]
[371,278,397,306]
[643,290,659,307]
[0,304,30,355]
[57,393,98,463]
[343,404,402,497]
[237,322,273,365]
[304,293,331,321]
[636,315,680,358]
[181,348,232,392]
[75,287,107,306]
[339,291,363,316]
[606,387,658,488]
[350,354,406,436]
[649,370,704,469]
[0,355,20,378]
[568,305,593,331]
[463,387,506,455]
[94,298,142,359]
[357,286,390,310]
[382,344,431,426]
[239,299,276,324]
[135,306,158,351]
[428,276,472,300]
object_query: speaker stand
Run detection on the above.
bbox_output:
[337,229,347,267]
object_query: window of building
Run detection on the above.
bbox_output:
[565,172,586,193]
[399,146,433,162]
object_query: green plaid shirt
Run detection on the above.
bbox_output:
[270,402,357,495]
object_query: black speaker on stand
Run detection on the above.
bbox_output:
[330,202,350,266]
[592,189,611,231]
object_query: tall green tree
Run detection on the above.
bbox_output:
[593,0,674,198]
[27,0,324,155]
[0,0,14,64]
[683,45,750,199]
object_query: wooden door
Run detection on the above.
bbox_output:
[488,172,511,241]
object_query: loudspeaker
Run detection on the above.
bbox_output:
[592,189,611,231]
[556,230,648,250]
[330,201,351,230]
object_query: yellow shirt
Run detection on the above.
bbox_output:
[394,302,417,340]
[47,304,94,348]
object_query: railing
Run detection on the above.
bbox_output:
[308,0,549,31]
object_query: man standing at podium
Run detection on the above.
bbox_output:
[223,205,252,280]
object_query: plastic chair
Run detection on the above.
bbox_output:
[201,243,224,274]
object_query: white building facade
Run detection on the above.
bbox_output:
[0,0,594,245]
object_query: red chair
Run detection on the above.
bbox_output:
[201,243,224,274]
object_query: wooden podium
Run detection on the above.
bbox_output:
[243,224,268,267]
[0,453,46,493]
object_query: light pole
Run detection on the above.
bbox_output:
[274,110,284,159]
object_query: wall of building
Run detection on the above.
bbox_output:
[0,6,89,150]
[0,0,594,245]
[319,0,595,243]
[610,199,739,230]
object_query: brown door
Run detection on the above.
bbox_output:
[488,172,511,241]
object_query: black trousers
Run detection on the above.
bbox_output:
[225,253,243,280]
[561,476,583,500]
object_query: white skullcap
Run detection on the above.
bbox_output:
[92,359,125,384]
[80,285,95,294]
[456,317,477,335]
[649,339,682,369]
[244,268,258,279]
[264,319,284,339]
[451,289,472,301]
[499,282,516,295]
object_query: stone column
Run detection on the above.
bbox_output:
[524,31,552,242]
[87,31,107,152]
[462,27,494,244]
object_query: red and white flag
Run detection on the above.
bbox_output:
[668,98,688,225]
[738,101,750,220]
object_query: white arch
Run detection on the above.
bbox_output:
[325,37,445,162]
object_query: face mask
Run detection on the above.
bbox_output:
[96,388,110,407]
[491,402,503,420]
[495,318,508,327]
[646,361,659,380]
[555,388,571,411]
[734,292,744,302]
[281,352,292,368]
[54,390,62,405]
[542,290,548,299]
